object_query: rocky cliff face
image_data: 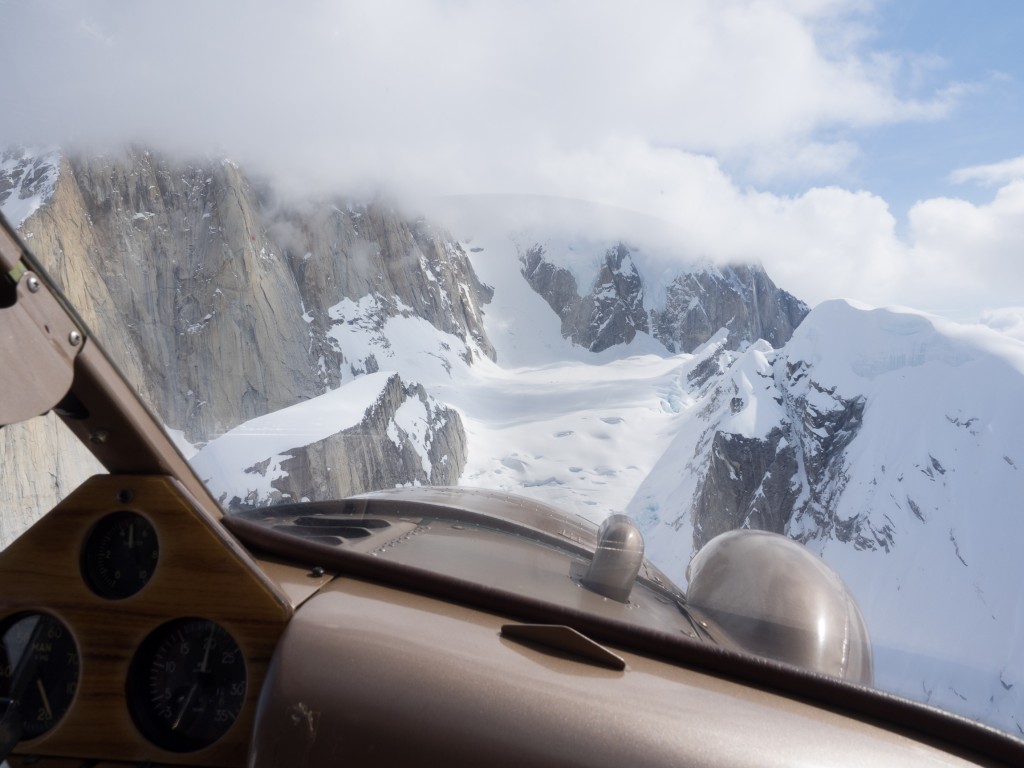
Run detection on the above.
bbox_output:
[653,264,808,353]
[687,349,869,551]
[521,241,807,353]
[522,243,648,352]
[269,198,494,386]
[0,414,104,547]
[15,148,494,442]
[1,146,493,530]
[267,375,467,508]
[636,300,1024,737]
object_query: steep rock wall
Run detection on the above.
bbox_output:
[653,264,808,353]
[267,375,467,508]
[2,147,493,532]
[16,147,495,443]
[521,242,807,353]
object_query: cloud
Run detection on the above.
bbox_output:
[430,138,1024,320]
[740,139,861,183]
[0,0,959,198]
[950,155,1024,186]
[979,308,1024,342]
[739,176,1024,318]
[904,182,1024,312]
[978,307,1024,342]
[5,0,1015,320]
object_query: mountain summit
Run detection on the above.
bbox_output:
[521,240,806,353]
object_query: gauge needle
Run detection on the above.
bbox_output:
[200,625,214,673]
[172,683,198,731]
[36,679,52,720]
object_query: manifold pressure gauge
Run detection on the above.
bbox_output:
[0,612,80,741]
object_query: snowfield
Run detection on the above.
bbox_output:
[192,372,397,504]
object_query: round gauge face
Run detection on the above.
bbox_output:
[127,618,247,752]
[81,511,159,599]
[0,612,80,741]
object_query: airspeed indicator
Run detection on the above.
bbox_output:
[127,618,246,752]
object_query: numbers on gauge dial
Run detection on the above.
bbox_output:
[0,612,80,741]
[128,618,246,752]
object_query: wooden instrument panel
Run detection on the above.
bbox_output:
[0,474,293,766]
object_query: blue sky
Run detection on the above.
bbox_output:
[1,1,1022,323]
[830,0,1024,217]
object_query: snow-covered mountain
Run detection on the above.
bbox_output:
[521,239,807,353]
[3,146,1023,738]
[0,147,61,228]
[631,299,1024,736]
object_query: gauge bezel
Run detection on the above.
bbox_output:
[126,617,247,753]
[80,510,159,600]
[0,610,80,741]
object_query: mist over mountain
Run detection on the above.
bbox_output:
[2,145,1022,738]
[521,241,806,353]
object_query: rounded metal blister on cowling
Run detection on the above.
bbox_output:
[686,529,873,684]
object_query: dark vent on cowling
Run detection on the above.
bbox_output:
[269,515,391,546]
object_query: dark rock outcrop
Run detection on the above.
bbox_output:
[688,353,872,552]
[223,374,468,509]
[14,147,494,444]
[653,265,807,353]
[522,243,648,352]
[692,428,800,548]
[521,241,807,354]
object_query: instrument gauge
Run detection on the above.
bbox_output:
[81,511,158,599]
[127,618,246,752]
[0,612,80,741]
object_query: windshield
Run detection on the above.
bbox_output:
[2,0,1023,743]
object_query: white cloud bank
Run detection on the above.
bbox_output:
[433,141,1024,319]
[0,0,954,193]
[2,0,1018,319]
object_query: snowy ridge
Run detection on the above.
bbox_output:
[636,300,1024,735]
[191,372,396,504]
[325,293,479,384]
[0,148,61,228]
[784,302,1024,735]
